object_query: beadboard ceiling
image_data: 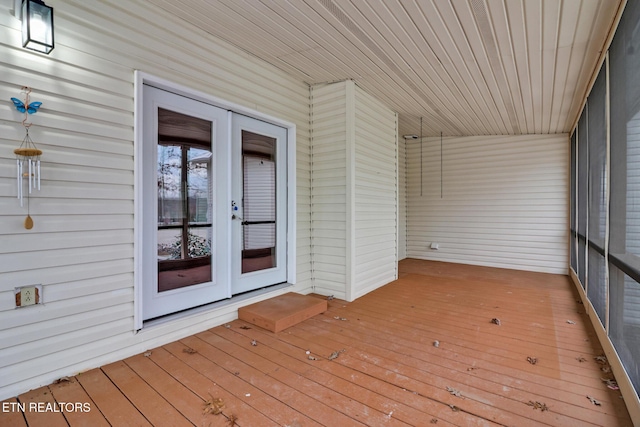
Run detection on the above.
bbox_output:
[148,0,623,138]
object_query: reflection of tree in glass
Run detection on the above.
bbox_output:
[157,146,210,199]
[158,145,181,198]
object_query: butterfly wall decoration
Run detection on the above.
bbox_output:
[11,97,42,114]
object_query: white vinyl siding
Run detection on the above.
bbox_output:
[353,87,398,298]
[406,134,568,274]
[0,0,311,400]
[310,81,398,301]
[310,82,348,298]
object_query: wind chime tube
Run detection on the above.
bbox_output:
[37,160,40,190]
[18,160,23,207]
[28,158,33,194]
[16,159,20,201]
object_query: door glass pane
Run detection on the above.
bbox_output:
[242,130,276,273]
[157,108,212,291]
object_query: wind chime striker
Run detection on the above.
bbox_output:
[11,86,43,229]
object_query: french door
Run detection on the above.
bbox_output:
[142,85,230,320]
[231,115,288,294]
[141,85,288,321]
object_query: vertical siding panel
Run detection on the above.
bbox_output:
[406,134,568,274]
[353,86,398,298]
[310,82,348,298]
[0,0,311,400]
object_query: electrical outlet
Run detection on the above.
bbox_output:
[15,285,42,307]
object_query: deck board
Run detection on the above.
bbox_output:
[74,368,152,426]
[100,360,193,427]
[121,354,206,425]
[0,398,28,427]
[18,387,70,427]
[149,344,281,426]
[0,260,634,426]
[47,378,109,427]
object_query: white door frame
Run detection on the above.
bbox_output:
[134,71,296,330]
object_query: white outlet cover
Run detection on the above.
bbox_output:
[15,285,42,307]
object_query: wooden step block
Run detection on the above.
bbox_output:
[238,292,327,333]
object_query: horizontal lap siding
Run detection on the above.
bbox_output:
[310,83,347,298]
[353,87,398,298]
[0,0,311,400]
[406,134,568,274]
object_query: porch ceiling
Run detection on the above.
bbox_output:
[147,0,623,138]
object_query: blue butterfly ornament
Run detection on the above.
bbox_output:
[11,97,42,114]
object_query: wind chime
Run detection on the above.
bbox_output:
[11,86,43,230]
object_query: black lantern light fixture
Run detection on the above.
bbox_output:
[21,0,54,54]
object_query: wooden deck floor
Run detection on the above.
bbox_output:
[2,260,635,426]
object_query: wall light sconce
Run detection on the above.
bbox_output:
[20,0,54,54]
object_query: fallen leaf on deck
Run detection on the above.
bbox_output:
[328,349,345,360]
[567,320,576,324]
[224,324,231,328]
[183,347,197,354]
[526,401,549,411]
[203,395,225,415]
[594,355,608,365]
[467,366,479,371]
[587,396,602,406]
[239,326,251,330]
[430,419,438,424]
[446,386,462,397]
[576,356,587,363]
[433,340,440,348]
[250,339,257,346]
[308,355,318,360]
[327,295,335,300]
[227,414,238,426]
[333,316,347,321]
[491,318,501,325]
[527,356,537,365]
[143,351,152,357]
[449,404,460,412]
[54,376,71,384]
[601,378,620,390]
